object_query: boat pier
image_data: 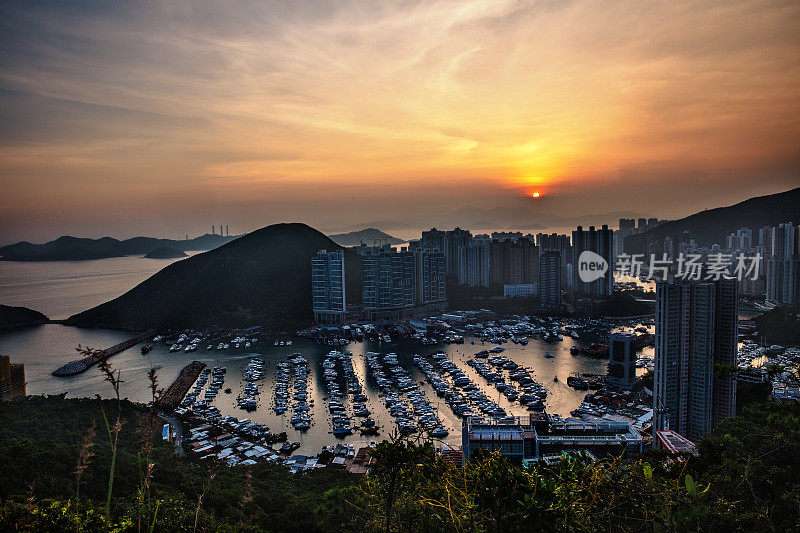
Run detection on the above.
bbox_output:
[52,329,157,377]
[159,360,207,409]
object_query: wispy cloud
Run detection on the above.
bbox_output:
[1,0,799,240]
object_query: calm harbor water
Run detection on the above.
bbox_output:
[0,254,196,320]
[0,254,653,455]
[0,325,626,454]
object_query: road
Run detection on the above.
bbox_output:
[158,409,186,457]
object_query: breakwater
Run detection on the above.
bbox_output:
[52,329,157,377]
[159,360,207,409]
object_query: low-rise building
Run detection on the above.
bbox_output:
[503,284,536,298]
[461,414,643,465]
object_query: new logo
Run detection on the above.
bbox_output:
[578,250,608,283]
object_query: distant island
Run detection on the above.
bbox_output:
[66,223,363,330]
[327,227,405,247]
[0,233,240,261]
[144,246,187,259]
[0,304,49,329]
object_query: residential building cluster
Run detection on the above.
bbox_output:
[361,245,447,322]
[313,224,627,324]
[614,217,662,259]
[312,245,447,325]
[621,219,799,304]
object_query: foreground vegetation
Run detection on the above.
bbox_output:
[754,304,800,346]
[1,394,798,531]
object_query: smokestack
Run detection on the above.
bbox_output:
[212,225,215,235]
[226,224,229,237]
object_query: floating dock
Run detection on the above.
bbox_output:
[52,329,157,377]
[159,360,206,409]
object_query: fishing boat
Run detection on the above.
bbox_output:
[566,372,589,390]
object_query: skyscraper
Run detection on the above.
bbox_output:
[489,237,538,285]
[457,241,490,287]
[539,250,561,312]
[653,278,737,442]
[362,245,446,321]
[766,223,800,304]
[311,250,346,325]
[362,246,415,311]
[571,225,613,297]
[420,227,472,274]
[607,332,637,389]
[414,249,447,305]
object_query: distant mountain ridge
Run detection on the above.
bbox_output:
[65,223,362,330]
[0,233,240,261]
[624,186,800,252]
[328,228,405,246]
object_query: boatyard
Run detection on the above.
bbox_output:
[138,311,659,464]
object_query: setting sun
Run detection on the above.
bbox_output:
[532,192,541,198]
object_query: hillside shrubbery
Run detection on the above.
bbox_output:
[1,395,798,532]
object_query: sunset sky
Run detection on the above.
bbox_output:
[1,0,799,242]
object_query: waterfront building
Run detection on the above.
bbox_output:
[0,355,26,402]
[362,245,415,318]
[311,250,346,325]
[461,415,643,466]
[619,218,636,231]
[654,278,738,442]
[607,332,637,390]
[571,225,613,297]
[362,245,447,322]
[539,250,561,312]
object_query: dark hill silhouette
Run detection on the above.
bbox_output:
[144,247,187,259]
[0,234,238,261]
[625,187,800,253]
[328,227,405,246]
[0,305,49,329]
[65,223,362,330]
